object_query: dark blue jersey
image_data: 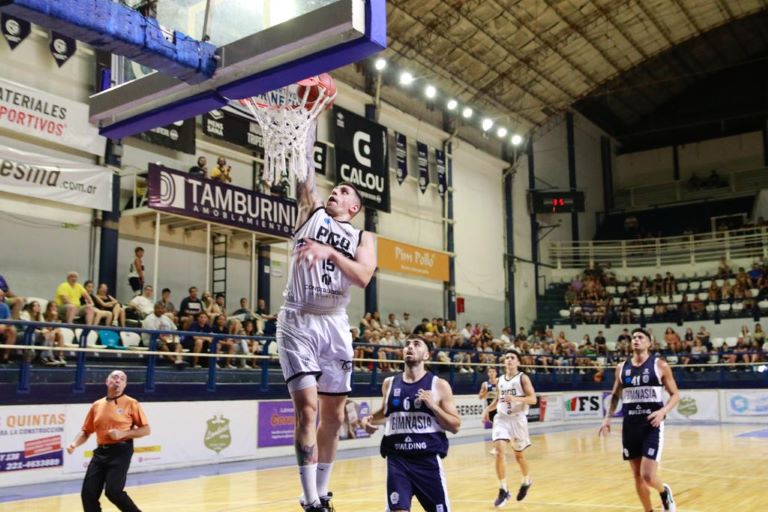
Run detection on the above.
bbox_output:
[381,372,449,459]
[620,355,664,423]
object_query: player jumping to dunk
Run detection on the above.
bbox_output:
[277,120,376,512]
[599,327,680,512]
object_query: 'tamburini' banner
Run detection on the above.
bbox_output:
[377,237,449,282]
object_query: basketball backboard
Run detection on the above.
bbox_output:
[90,0,385,138]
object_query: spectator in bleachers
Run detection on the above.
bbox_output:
[21,300,65,366]
[681,339,707,367]
[460,323,472,341]
[717,257,731,278]
[721,280,733,302]
[359,312,373,334]
[55,271,96,325]
[706,169,724,188]
[184,311,213,369]
[696,326,712,351]
[651,273,663,295]
[141,302,185,368]
[683,327,694,344]
[127,285,154,321]
[748,263,763,286]
[179,287,203,328]
[594,331,607,355]
[83,281,113,327]
[239,319,261,368]
[707,280,720,302]
[663,272,676,295]
[255,299,276,337]
[401,312,413,334]
[733,337,750,365]
[0,288,18,365]
[0,274,25,319]
[687,172,702,190]
[210,157,232,183]
[128,247,145,296]
[663,327,682,353]
[94,283,126,327]
[200,291,222,324]
[189,156,207,177]
[499,327,512,349]
[231,297,256,322]
[211,314,237,369]
[159,288,177,324]
[753,323,765,351]
[413,318,430,336]
[370,311,383,332]
[385,313,401,334]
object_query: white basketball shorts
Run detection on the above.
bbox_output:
[276,307,353,395]
[492,413,531,452]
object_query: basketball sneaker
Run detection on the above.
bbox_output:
[493,488,510,508]
[660,483,676,512]
[516,481,532,501]
[320,492,335,512]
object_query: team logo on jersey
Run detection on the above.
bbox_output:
[414,397,423,409]
[390,492,400,505]
[642,375,649,384]
[625,369,631,376]
[643,368,649,374]
[623,448,629,457]
[647,448,655,457]
[394,388,401,397]
[437,506,444,512]
[339,359,353,371]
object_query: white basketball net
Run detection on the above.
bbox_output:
[238,81,336,184]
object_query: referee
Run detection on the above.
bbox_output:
[67,370,150,512]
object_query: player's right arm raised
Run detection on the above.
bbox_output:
[295,119,324,228]
[599,362,623,436]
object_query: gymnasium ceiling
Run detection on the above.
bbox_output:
[335,0,768,153]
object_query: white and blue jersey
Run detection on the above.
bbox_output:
[619,355,666,460]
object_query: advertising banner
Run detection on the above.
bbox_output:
[258,399,371,447]
[726,391,768,417]
[667,390,719,422]
[0,145,113,211]
[377,237,450,282]
[147,164,297,238]
[202,107,262,153]
[333,105,390,212]
[0,77,105,155]
[542,394,563,422]
[453,395,486,433]
[562,392,603,419]
[63,400,257,474]
[0,405,66,474]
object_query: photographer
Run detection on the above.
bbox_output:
[210,156,232,183]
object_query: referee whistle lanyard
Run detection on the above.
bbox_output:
[106,393,125,402]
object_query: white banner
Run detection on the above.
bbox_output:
[0,78,105,155]
[542,394,563,422]
[0,145,112,211]
[561,392,603,418]
[667,390,719,422]
[725,391,768,417]
[0,404,67,480]
[452,395,487,435]
[63,400,258,474]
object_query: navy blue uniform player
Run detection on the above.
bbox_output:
[600,328,681,512]
[362,335,461,512]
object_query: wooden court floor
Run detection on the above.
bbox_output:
[2,424,766,512]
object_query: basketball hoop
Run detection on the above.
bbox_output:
[237,74,336,184]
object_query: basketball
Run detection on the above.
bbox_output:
[296,73,336,110]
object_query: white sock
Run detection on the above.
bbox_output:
[299,464,319,506]
[316,462,333,498]
[521,475,531,485]
[500,480,508,491]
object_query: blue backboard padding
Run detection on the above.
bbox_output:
[93,0,386,138]
[99,92,227,139]
[0,0,216,83]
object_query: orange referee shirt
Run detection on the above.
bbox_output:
[81,394,149,446]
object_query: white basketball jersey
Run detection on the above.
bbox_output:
[497,372,529,416]
[283,207,362,313]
